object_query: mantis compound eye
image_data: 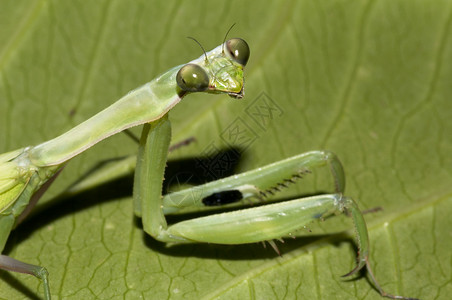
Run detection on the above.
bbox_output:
[176,64,209,92]
[225,38,250,66]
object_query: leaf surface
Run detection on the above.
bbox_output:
[0,0,451,299]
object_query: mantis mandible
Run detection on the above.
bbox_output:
[0,36,417,300]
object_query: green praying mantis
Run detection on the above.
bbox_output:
[0,36,418,300]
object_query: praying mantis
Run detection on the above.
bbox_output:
[0,36,418,300]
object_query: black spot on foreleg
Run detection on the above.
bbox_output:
[202,190,243,206]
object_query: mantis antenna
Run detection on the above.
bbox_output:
[222,23,236,53]
[187,36,208,62]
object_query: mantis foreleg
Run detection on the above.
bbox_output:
[162,150,345,214]
[132,133,416,299]
[134,115,172,240]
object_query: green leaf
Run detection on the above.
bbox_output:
[1,0,451,299]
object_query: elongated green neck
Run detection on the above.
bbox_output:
[29,65,183,166]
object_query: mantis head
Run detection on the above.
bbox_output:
[176,38,249,99]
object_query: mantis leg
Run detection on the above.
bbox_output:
[133,122,347,240]
[162,150,346,214]
[133,115,172,240]
[134,131,415,299]
[0,256,50,300]
[166,194,411,299]
[0,216,51,300]
[133,120,347,239]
